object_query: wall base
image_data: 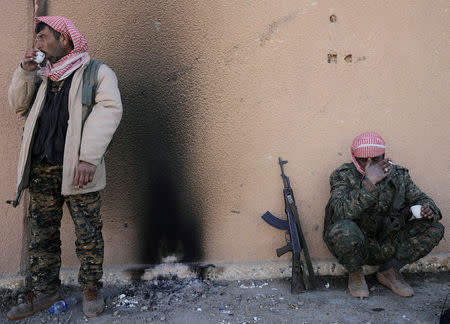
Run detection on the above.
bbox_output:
[0,253,448,289]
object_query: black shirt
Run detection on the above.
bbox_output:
[31,74,74,165]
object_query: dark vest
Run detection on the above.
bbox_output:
[31,74,74,165]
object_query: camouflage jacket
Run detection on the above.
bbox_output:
[324,162,442,241]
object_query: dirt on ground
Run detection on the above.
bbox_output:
[0,271,448,324]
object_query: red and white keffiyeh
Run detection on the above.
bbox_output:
[351,132,386,175]
[36,16,89,81]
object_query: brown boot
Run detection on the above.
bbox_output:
[377,268,413,297]
[7,291,60,320]
[82,288,104,318]
[348,268,369,298]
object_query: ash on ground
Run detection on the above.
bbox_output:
[0,272,448,324]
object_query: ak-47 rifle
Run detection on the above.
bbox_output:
[262,157,316,293]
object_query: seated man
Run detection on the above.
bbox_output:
[323,132,444,298]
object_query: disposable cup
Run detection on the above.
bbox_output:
[34,51,45,64]
[410,205,422,219]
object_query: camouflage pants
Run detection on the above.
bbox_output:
[323,219,444,272]
[28,161,104,294]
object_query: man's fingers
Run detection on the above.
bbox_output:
[24,50,36,58]
[24,52,33,60]
[83,169,95,184]
[379,159,390,169]
[74,169,87,188]
[421,204,430,213]
[83,173,90,185]
[421,204,434,218]
[424,210,433,218]
[377,159,391,174]
[22,49,40,70]
[23,57,35,64]
[74,162,97,188]
[74,170,81,187]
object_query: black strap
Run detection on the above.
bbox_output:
[82,59,103,114]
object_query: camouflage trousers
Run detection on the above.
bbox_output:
[323,218,444,272]
[28,160,104,294]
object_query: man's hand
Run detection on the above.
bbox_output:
[21,49,39,71]
[420,203,437,220]
[74,161,97,189]
[365,158,391,185]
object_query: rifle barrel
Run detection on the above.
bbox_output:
[279,157,290,188]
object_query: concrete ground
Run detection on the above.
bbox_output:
[0,271,448,324]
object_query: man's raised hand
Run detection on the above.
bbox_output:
[365,158,391,185]
[21,49,39,71]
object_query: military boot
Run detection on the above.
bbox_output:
[7,291,60,320]
[82,288,105,318]
[377,268,413,297]
[348,268,369,298]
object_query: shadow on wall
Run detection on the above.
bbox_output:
[100,12,203,264]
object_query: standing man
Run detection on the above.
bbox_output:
[323,132,444,298]
[7,16,122,320]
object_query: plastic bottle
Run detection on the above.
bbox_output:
[47,297,78,314]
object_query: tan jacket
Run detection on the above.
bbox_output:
[8,58,122,200]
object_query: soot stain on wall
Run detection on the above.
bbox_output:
[146,90,202,263]
[134,80,202,264]
[105,13,203,264]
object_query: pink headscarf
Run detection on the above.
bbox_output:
[351,132,386,175]
[35,16,89,81]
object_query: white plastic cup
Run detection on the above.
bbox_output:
[410,205,422,219]
[34,51,45,64]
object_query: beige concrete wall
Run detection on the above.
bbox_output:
[0,0,448,275]
[0,0,34,274]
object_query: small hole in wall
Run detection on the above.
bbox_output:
[344,54,352,63]
[328,53,337,63]
[330,15,337,23]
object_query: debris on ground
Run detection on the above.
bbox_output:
[0,272,448,323]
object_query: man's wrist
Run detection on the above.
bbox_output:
[362,177,376,191]
[79,160,96,166]
[19,63,38,75]
[20,62,32,71]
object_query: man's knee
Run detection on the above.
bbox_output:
[412,220,445,244]
[427,221,445,245]
[324,220,367,271]
[324,219,365,252]
[395,221,445,264]
[325,219,363,240]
